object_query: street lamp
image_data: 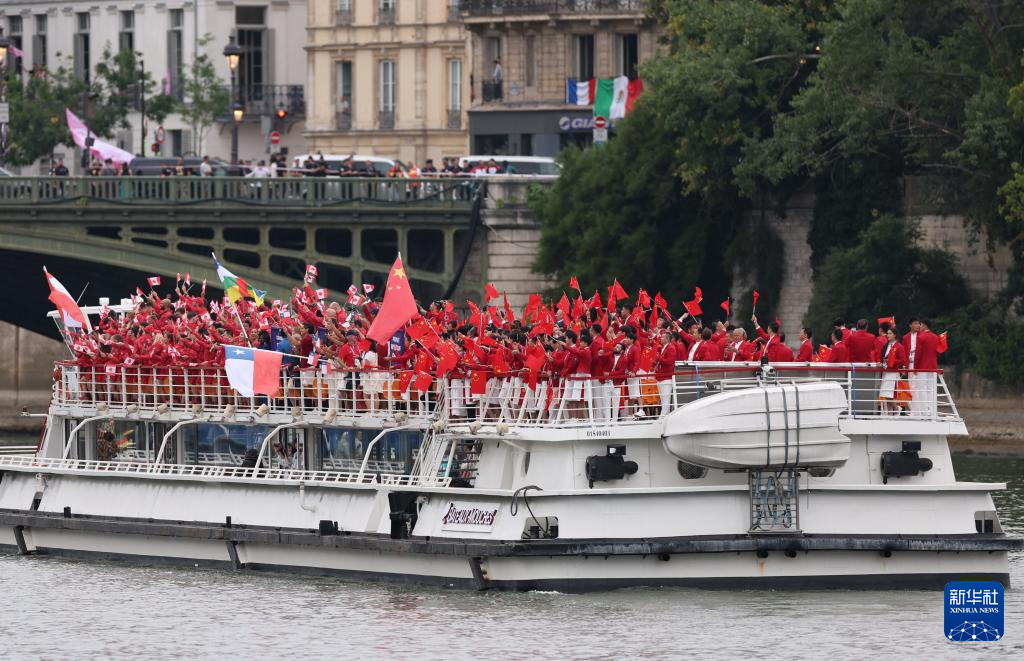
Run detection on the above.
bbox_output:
[223,35,243,166]
[138,55,146,156]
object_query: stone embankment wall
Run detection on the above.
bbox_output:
[0,322,66,431]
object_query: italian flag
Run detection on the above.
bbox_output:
[44,268,91,332]
[566,76,644,119]
[212,253,266,305]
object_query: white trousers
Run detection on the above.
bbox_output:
[908,372,937,418]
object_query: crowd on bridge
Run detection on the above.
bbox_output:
[50,260,947,421]
[47,154,518,179]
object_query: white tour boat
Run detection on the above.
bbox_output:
[0,306,1019,591]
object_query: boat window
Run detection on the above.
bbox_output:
[807,467,836,478]
[320,428,422,474]
[92,420,155,463]
[183,423,272,467]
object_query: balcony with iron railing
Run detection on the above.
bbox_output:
[459,0,646,18]
[218,84,306,120]
[378,110,395,129]
[336,8,352,25]
[379,6,396,24]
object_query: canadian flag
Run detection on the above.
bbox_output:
[306,264,318,277]
[316,288,328,300]
[347,284,359,296]
[124,357,135,366]
[184,272,191,287]
[363,283,375,294]
[105,365,117,375]
[44,268,90,331]
[348,293,364,306]
[148,276,161,287]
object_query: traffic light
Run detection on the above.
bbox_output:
[275,107,288,121]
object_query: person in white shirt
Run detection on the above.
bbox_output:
[246,160,271,178]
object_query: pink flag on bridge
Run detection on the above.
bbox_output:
[65,108,135,166]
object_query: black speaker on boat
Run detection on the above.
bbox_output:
[585,445,639,488]
[880,441,933,484]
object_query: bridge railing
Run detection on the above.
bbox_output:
[0,176,479,207]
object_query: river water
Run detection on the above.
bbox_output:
[1,455,1021,660]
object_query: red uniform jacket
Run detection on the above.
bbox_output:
[880,341,907,371]
[796,339,813,362]
[901,331,939,370]
[847,330,875,363]
[655,342,677,380]
[829,341,850,363]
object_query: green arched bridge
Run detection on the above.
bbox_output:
[0,176,488,337]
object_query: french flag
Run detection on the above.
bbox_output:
[566,78,596,106]
[224,345,283,398]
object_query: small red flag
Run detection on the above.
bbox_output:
[396,370,414,393]
[503,294,516,324]
[413,372,434,394]
[557,293,571,320]
[937,331,948,354]
[569,275,580,292]
[484,283,499,301]
[147,276,161,287]
[684,296,703,318]
[752,289,760,309]
[469,369,488,395]
[720,297,731,317]
[654,292,667,310]
[638,289,651,308]
[612,279,628,300]
[877,316,895,327]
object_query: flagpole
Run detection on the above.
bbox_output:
[231,301,253,348]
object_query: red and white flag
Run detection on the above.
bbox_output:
[184,273,191,287]
[105,365,117,375]
[147,276,161,287]
[348,293,364,306]
[306,264,318,277]
[316,288,328,300]
[362,283,375,294]
[44,268,90,331]
[347,284,359,296]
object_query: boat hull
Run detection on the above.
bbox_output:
[0,510,1014,592]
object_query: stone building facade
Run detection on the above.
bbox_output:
[305,0,469,166]
[460,0,659,156]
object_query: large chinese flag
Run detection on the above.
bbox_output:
[367,256,418,343]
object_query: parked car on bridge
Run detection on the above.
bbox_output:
[291,154,396,176]
[129,157,237,177]
[458,155,560,175]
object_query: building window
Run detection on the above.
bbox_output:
[167,10,184,99]
[379,0,396,25]
[74,12,90,83]
[119,10,135,53]
[448,59,462,111]
[336,0,352,26]
[237,7,267,101]
[336,60,352,130]
[615,33,639,79]
[379,59,395,111]
[8,16,22,71]
[573,34,594,81]
[32,14,46,69]
[525,35,536,87]
[448,59,462,129]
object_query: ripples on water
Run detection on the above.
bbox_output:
[1,457,1022,660]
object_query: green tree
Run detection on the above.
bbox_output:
[3,62,85,165]
[803,216,970,337]
[176,39,229,156]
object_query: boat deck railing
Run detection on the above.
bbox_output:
[0,454,449,488]
[50,362,959,430]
